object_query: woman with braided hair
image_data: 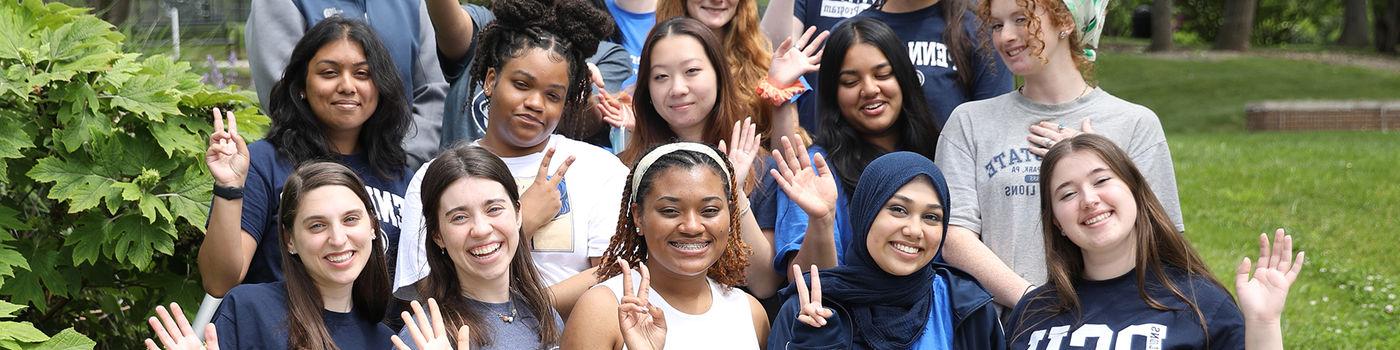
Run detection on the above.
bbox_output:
[395,0,629,322]
[563,143,769,350]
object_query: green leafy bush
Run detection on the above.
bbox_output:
[0,0,267,346]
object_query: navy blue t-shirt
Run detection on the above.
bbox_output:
[848,4,1014,128]
[238,140,410,285]
[1006,268,1246,350]
[214,282,394,349]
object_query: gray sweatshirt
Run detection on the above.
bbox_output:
[934,88,1184,285]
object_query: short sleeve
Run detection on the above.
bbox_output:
[393,161,433,298]
[239,144,279,243]
[1204,287,1246,350]
[213,294,240,349]
[934,109,983,235]
[1126,113,1185,232]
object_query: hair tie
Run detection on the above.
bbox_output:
[628,143,731,205]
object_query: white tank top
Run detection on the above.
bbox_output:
[598,272,759,350]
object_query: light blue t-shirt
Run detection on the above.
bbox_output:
[915,274,955,350]
[605,0,655,87]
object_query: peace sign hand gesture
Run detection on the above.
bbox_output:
[717,117,760,188]
[1235,228,1305,324]
[392,299,471,350]
[768,26,830,87]
[519,147,575,235]
[143,303,219,350]
[618,260,666,350]
[769,136,838,221]
[792,264,833,328]
[206,107,250,188]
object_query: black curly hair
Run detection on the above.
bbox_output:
[469,0,614,135]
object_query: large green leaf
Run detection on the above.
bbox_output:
[51,83,109,152]
[26,157,117,213]
[26,328,95,350]
[0,322,46,343]
[0,249,66,310]
[0,243,27,287]
[0,4,38,62]
[0,300,24,319]
[63,214,105,267]
[147,117,205,158]
[108,215,175,271]
[108,74,179,121]
[0,111,35,161]
[140,56,201,94]
[164,170,211,229]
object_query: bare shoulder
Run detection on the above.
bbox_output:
[562,286,623,350]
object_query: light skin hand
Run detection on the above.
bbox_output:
[392,299,471,350]
[1027,119,1095,157]
[792,264,833,328]
[143,303,218,350]
[718,117,761,187]
[767,26,829,87]
[617,260,666,350]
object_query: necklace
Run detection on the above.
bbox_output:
[463,291,518,323]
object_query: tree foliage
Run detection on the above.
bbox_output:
[0,0,267,346]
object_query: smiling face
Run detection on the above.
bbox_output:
[865,177,945,276]
[288,185,376,290]
[685,0,738,30]
[647,35,719,141]
[987,0,1071,76]
[836,42,903,141]
[304,39,379,135]
[1049,150,1138,257]
[484,47,570,151]
[433,177,521,286]
[634,166,731,278]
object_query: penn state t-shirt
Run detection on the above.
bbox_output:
[213,282,394,349]
[1006,268,1245,350]
[237,140,410,285]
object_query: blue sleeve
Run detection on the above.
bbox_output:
[750,163,780,230]
[441,4,495,83]
[768,149,848,273]
[239,143,278,243]
[1205,288,1246,350]
[768,294,850,350]
[213,293,240,349]
[964,15,1013,100]
[591,41,633,93]
[793,0,807,18]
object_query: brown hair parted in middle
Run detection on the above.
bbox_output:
[276,161,391,350]
[417,144,559,348]
[1020,134,1222,345]
[595,143,751,287]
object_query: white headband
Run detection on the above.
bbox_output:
[628,142,732,205]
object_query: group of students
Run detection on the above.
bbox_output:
[139,0,1307,349]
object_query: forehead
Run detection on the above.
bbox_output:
[842,42,891,69]
[312,39,367,63]
[502,47,570,84]
[887,176,942,206]
[1051,151,1114,183]
[439,177,511,207]
[988,0,1031,16]
[296,185,367,217]
[642,165,727,202]
[650,36,712,67]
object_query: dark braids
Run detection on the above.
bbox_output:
[469,0,613,129]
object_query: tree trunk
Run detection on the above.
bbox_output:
[1215,0,1257,51]
[1377,0,1400,54]
[1148,0,1173,51]
[1341,0,1371,46]
[90,0,132,27]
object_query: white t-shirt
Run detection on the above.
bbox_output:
[598,272,759,350]
[394,135,627,297]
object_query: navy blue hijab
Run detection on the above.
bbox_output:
[814,151,951,350]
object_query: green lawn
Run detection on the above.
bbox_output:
[1097,50,1400,347]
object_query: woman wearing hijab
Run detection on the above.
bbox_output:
[766,151,1003,349]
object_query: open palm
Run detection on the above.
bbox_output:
[1235,228,1304,323]
[769,136,837,220]
[768,26,829,87]
[718,117,760,187]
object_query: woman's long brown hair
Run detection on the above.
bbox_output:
[1017,134,1221,346]
[418,145,559,347]
[277,162,391,350]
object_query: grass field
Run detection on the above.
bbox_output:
[1096,49,1400,347]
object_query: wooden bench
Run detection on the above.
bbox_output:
[1246,101,1400,131]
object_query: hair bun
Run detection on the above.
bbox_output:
[545,0,612,58]
[490,0,551,29]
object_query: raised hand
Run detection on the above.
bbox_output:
[792,264,833,328]
[717,117,761,188]
[1027,118,1095,157]
[769,136,838,220]
[594,87,635,131]
[768,26,830,87]
[143,303,218,350]
[519,147,575,235]
[206,107,250,188]
[1235,228,1305,324]
[618,260,666,350]
[392,299,471,350]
